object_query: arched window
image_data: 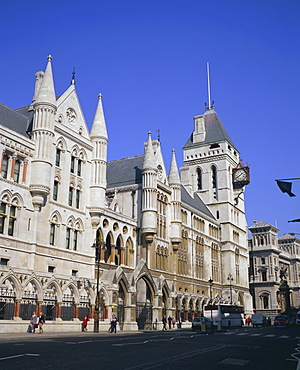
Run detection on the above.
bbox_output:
[66,219,82,251]
[196,168,202,190]
[211,165,218,200]
[49,213,61,246]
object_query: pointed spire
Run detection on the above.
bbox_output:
[168,149,180,185]
[35,55,56,106]
[90,93,108,139]
[143,132,156,170]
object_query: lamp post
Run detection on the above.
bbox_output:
[208,278,213,322]
[227,274,234,305]
[92,240,101,333]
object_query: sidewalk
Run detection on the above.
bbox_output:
[0,327,188,341]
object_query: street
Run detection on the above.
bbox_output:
[0,326,299,369]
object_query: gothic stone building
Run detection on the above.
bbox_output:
[0,56,251,332]
[248,220,300,319]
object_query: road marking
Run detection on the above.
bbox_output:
[0,353,40,361]
[0,354,24,361]
[223,332,235,335]
[250,334,262,337]
[237,333,248,336]
[279,336,289,339]
[113,340,150,347]
[77,340,93,344]
[264,335,275,337]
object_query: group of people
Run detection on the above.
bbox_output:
[29,312,45,333]
[162,315,182,331]
[81,313,118,333]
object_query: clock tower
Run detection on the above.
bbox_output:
[180,103,251,308]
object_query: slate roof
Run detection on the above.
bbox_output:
[278,233,298,241]
[107,154,215,219]
[181,186,215,219]
[107,155,144,188]
[183,109,236,149]
[0,103,32,137]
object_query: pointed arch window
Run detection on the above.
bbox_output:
[70,156,75,174]
[53,180,59,201]
[56,148,61,167]
[0,196,19,236]
[75,189,80,209]
[68,187,73,206]
[196,168,202,190]
[77,160,82,176]
[8,205,16,236]
[212,166,217,188]
[49,213,60,246]
[50,223,55,245]
[66,228,71,249]
[0,203,6,234]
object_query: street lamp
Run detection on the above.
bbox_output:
[227,274,234,305]
[92,240,101,333]
[208,278,213,322]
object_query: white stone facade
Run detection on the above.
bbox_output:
[0,56,251,333]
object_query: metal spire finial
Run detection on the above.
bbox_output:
[71,67,76,85]
[205,62,214,111]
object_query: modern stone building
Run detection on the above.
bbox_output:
[248,220,300,319]
[0,56,252,332]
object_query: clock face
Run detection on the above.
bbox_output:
[234,169,247,182]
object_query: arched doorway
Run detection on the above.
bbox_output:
[118,282,126,330]
[162,287,168,318]
[136,277,153,330]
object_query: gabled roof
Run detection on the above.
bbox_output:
[181,186,215,219]
[183,109,236,149]
[0,103,32,137]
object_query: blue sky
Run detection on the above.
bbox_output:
[1,0,300,236]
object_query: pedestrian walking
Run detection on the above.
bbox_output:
[168,315,172,329]
[38,312,45,333]
[82,315,88,331]
[110,314,117,333]
[162,315,167,331]
[246,316,251,326]
[172,316,176,329]
[177,316,182,329]
[30,311,38,333]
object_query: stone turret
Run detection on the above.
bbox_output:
[90,94,108,209]
[168,149,182,251]
[141,132,157,244]
[29,55,57,209]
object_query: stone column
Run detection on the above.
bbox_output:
[110,244,116,264]
[10,154,16,180]
[14,299,21,319]
[55,303,62,321]
[120,246,126,265]
[22,160,28,183]
[73,304,79,320]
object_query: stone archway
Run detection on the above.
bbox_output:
[118,281,126,330]
[136,277,153,330]
[162,286,168,318]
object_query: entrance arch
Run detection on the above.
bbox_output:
[118,281,126,330]
[136,277,153,330]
